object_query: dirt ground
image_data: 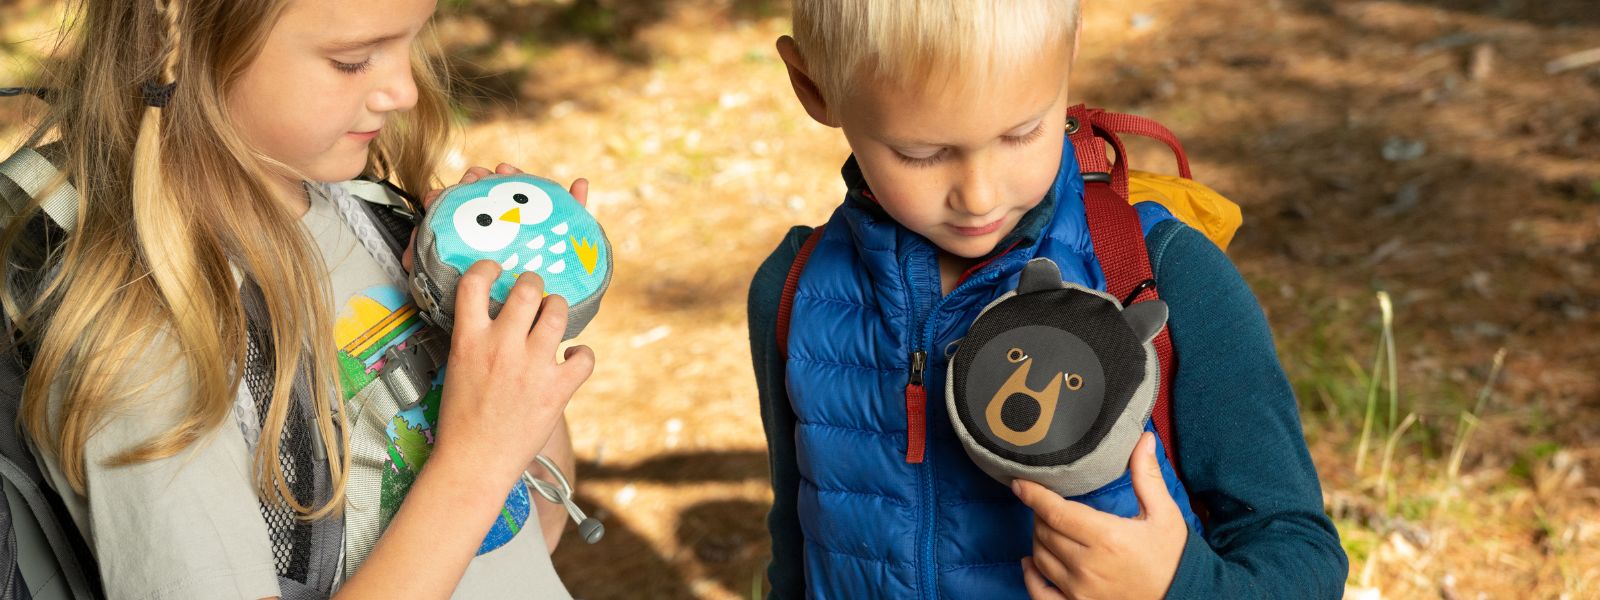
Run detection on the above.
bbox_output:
[3,0,1598,598]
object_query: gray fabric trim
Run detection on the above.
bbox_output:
[945,279,1163,497]
[410,193,611,341]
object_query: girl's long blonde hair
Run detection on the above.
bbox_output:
[2,0,453,517]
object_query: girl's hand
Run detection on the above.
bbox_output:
[430,261,596,486]
[1013,432,1188,600]
[400,163,590,273]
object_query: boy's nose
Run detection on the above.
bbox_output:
[950,159,1001,217]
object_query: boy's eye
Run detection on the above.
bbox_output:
[331,58,374,74]
[894,148,947,168]
[1002,122,1047,147]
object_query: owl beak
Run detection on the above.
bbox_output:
[499,207,521,223]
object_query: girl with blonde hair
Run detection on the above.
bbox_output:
[3,0,593,597]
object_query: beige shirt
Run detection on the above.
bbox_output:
[37,182,570,599]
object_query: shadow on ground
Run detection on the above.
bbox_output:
[553,451,771,599]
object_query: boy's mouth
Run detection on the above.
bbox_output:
[950,218,1004,237]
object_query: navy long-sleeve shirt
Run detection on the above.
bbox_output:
[748,219,1347,599]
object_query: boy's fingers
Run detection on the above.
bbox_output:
[1130,431,1178,523]
[1030,540,1074,588]
[455,260,501,330]
[569,178,589,208]
[497,272,546,332]
[1013,479,1113,546]
[1021,557,1069,600]
[1033,516,1088,558]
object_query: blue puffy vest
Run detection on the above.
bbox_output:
[785,140,1203,599]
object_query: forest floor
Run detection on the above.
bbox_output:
[3,0,1597,598]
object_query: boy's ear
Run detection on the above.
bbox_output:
[776,36,839,128]
[1073,11,1083,60]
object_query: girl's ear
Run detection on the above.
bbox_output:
[776,36,839,128]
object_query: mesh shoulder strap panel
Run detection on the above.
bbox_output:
[1067,104,1188,469]
[775,226,826,361]
[0,147,101,599]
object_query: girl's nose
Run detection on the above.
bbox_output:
[370,55,419,114]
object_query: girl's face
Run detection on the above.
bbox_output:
[229,0,437,202]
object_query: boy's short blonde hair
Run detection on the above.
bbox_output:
[792,0,1081,109]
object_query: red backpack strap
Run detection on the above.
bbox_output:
[1066,104,1183,468]
[776,226,827,361]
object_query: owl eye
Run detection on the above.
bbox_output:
[1006,348,1027,363]
[488,181,553,225]
[453,196,520,253]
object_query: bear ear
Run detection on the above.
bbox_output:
[1016,258,1064,295]
[1123,299,1168,344]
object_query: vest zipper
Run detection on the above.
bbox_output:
[904,252,1008,600]
[904,350,929,463]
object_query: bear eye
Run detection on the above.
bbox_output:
[476,214,492,227]
[1006,348,1027,363]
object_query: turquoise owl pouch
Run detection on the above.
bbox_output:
[410,174,612,339]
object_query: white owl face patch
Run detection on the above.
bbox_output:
[416,174,611,321]
[450,180,555,256]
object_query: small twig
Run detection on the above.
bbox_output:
[1379,412,1419,508]
[1447,348,1507,482]
[1547,47,1600,74]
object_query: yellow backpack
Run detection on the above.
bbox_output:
[1128,170,1242,250]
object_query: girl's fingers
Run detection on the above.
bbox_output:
[460,166,493,185]
[568,178,589,208]
[455,260,501,331]
[559,344,596,390]
[494,163,523,175]
[527,293,570,358]
[496,272,546,334]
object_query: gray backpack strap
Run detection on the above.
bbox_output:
[0,147,98,599]
[1,343,98,600]
[0,147,77,231]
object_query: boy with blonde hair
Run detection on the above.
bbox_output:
[747,1,1347,598]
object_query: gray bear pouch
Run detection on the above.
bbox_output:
[946,258,1168,497]
[410,174,612,340]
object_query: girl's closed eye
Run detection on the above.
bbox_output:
[331,57,374,74]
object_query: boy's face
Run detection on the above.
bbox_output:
[782,42,1075,259]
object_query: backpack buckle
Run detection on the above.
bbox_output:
[379,330,441,410]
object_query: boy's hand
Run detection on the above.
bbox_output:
[400,163,591,273]
[1013,432,1188,600]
